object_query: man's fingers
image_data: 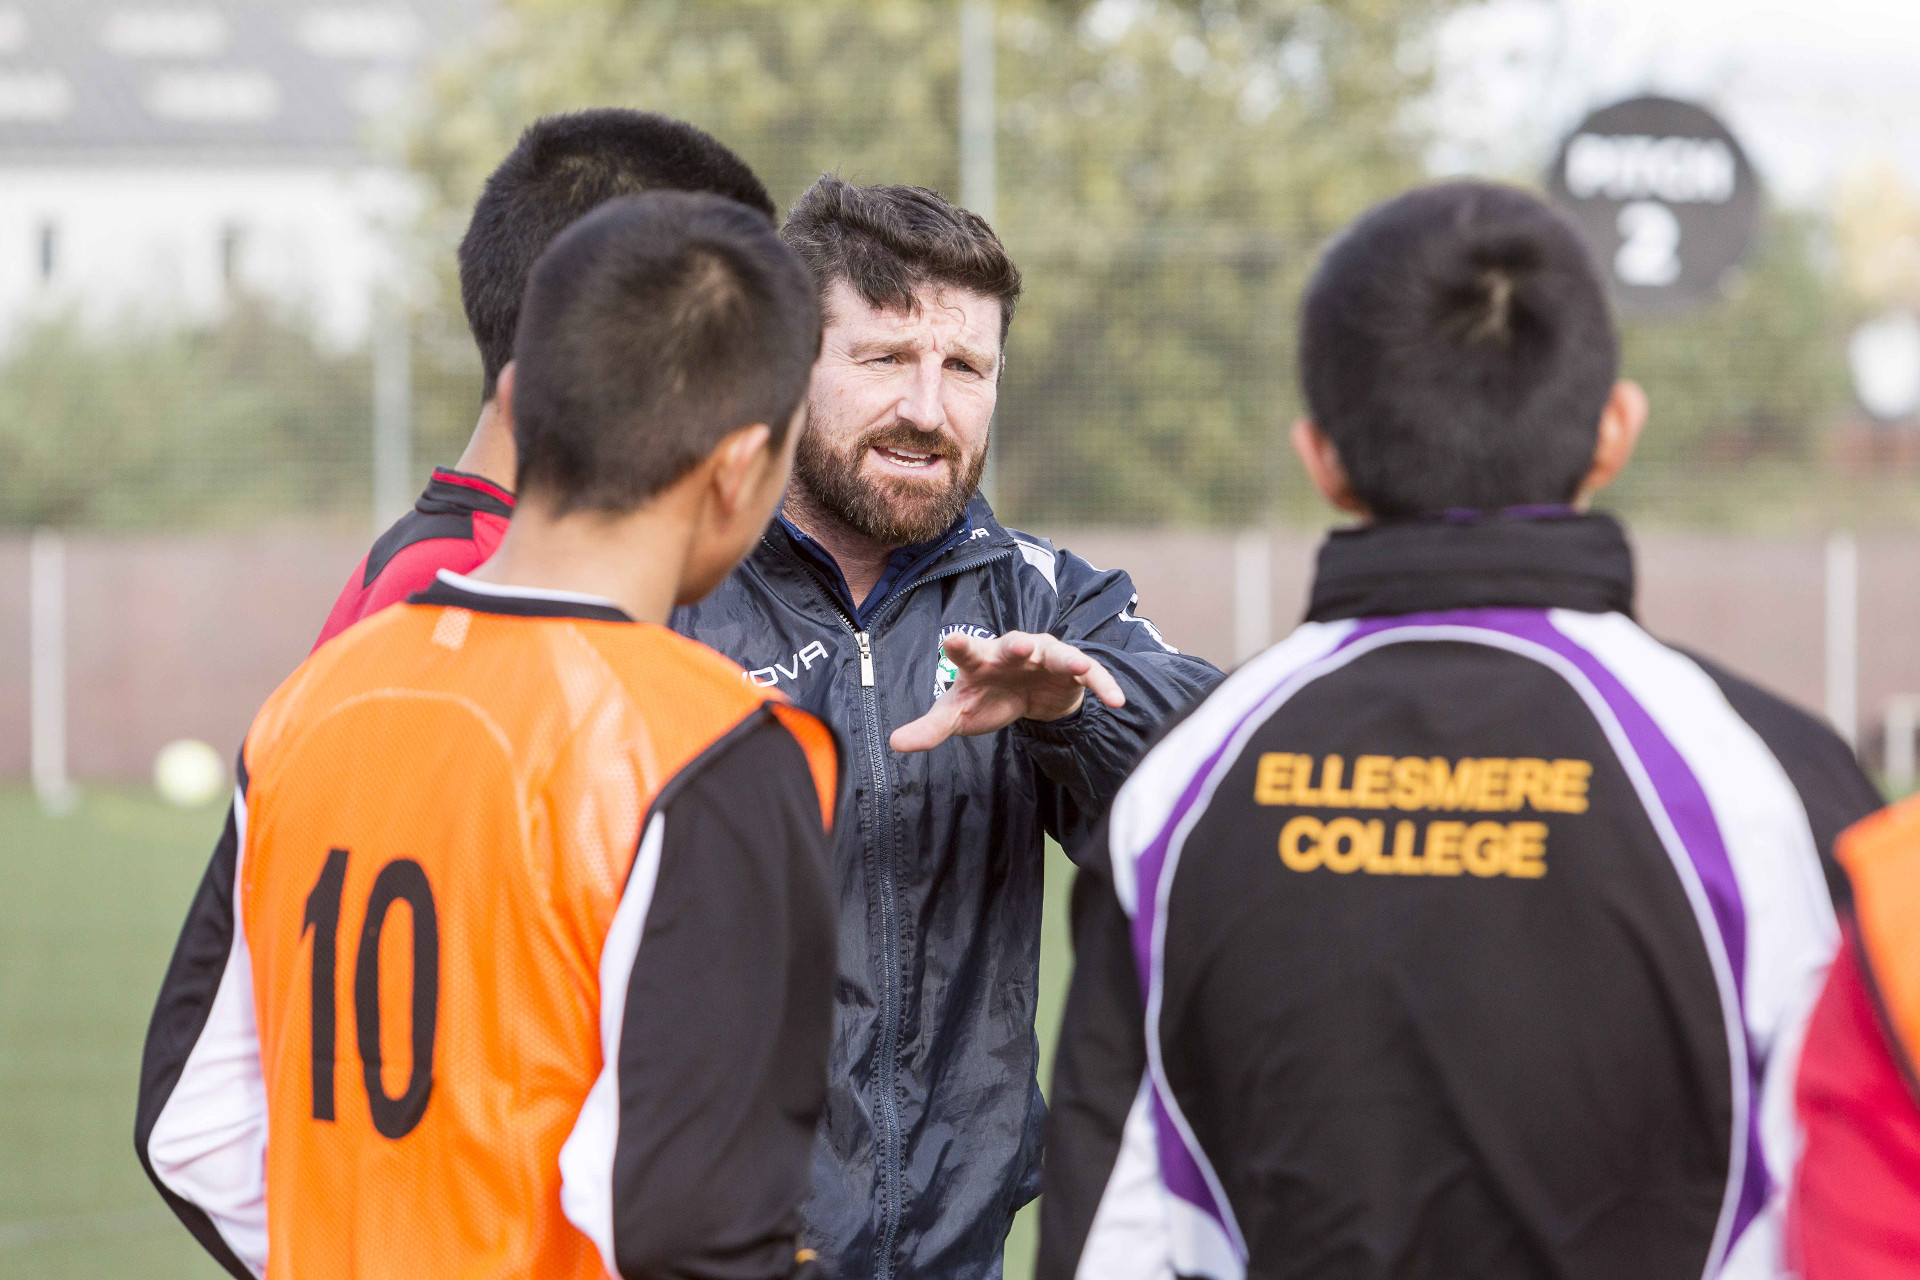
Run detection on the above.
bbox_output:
[942,632,987,673]
[891,697,963,753]
[940,631,1122,711]
[1005,632,1090,677]
[955,630,1050,677]
[1077,656,1127,709]
[1038,639,1094,678]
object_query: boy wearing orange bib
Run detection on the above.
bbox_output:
[137,191,837,1280]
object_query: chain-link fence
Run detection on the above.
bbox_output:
[9,0,1920,794]
[3,10,1912,539]
[0,232,1893,535]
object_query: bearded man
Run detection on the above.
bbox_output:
[672,176,1222,1280]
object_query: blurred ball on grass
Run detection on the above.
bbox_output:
[153,739,227,808]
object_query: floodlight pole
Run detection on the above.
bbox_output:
[1233,529,1272,667]
[960,0,997,506]
[1825,530,1859,752]
[1885,694,1920,796]
[960,1,996,227]
[29,528,76,814]
[372,299,413,534]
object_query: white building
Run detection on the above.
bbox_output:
[0,1,469,347]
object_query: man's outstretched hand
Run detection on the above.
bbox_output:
[889,630,1126,753]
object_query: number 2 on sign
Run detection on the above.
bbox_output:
[301,848,440,1138]
[1616,200,1682,287]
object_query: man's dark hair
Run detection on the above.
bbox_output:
[459,109,777,400]
[781,174,1022,344]
[511,192,821,514]
[1299,181,1621,518]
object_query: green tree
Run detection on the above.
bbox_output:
[1,4,1867,535]
[1601,210,1856,529]
[0,303,372,528]
[992,0,1450,523]
[406,0,1466,526]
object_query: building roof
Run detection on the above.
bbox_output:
[0,1,480,162]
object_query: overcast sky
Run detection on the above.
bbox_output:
[1430,0,1920,205]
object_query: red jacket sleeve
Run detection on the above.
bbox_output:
[311,520,504,652]
[1791,927,1920,1278]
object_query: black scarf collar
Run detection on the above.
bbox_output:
[1305,510,1636,623]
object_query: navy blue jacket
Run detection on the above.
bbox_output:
[673,495,1222,1280]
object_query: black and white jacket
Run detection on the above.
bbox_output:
[1039,512,1880,1280]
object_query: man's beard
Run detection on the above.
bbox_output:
[792,413,988,546]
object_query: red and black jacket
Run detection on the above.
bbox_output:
[1791,800,1920,1278]
[313,469,514,651]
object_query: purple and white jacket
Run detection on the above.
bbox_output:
[1039,512,1879,1280]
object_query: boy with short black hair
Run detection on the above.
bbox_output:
[1040,181,1879,1280]
[314,109,777,648]
[139,191,838,1280]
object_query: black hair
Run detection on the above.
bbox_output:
[510,191,821,514]
[781,174,1022,344]
[1299,181,1620,517]
[459,109,776,400]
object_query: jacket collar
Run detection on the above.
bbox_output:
[1305,509,1636,623]
[409,569,632,623]
[760,493,1013,627]
[419,467,515,519]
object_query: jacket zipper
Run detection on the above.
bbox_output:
[851,620,902,1280]
[768,558,907,1280]
[765,538,1012,1280]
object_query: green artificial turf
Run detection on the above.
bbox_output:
[1003,839,1077,1280]
[0,786,232,1279]
[0,786,1078,1280]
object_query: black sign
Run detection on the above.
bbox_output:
[1546,96,1760,314]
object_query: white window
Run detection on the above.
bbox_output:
[144,70,281,123]
[0,69,73,121]
[296,8,422,59]
[99,8,229,58]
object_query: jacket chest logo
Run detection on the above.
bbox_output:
[745,639,831,688]
[935,624,997,698]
